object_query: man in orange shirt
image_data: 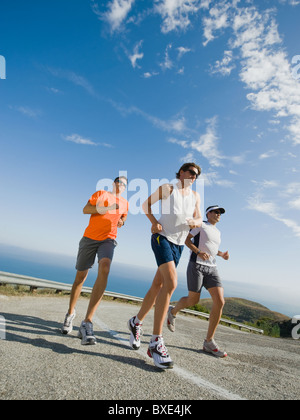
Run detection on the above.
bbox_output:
[61,176,129,345]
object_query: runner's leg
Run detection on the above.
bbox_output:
[153,261,177,336]
[85,258,111,323]
[206,287,225,342]
[171,291,200,317]
[136,269,164,322]
[68,270,89,315]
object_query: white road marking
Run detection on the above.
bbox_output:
[93,316,247,401]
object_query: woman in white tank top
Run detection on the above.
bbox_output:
[128,163,202,370]
[159,183,197,245]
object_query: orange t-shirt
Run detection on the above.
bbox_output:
[83,190,129,241]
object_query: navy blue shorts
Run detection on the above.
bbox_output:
[151,234,184,268]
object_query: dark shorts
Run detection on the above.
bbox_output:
[187,261,223,294]
[75,236,117,271]
[151,234,184,268]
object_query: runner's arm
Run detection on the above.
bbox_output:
[187,192,202,229]
[217,250,230,260]
[142,184,172,232]
[83,201,119,215]
[118,214,127,227]
[185,232,210,261]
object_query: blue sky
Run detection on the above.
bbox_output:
[0,0,300,315]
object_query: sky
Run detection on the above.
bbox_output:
[0,0,300,316]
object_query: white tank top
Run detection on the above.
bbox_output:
[159,184,196,245]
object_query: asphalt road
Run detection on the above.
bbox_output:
[0,294,299,401]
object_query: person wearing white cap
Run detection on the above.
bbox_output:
[167,205,229,358]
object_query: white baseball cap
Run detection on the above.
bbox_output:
[206,205,226,215]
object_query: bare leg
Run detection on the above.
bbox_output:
[153,261,177,336]
[137,269,163,322]
[206,287,225,342]
[68,270,89,315]
[85,258,111,323]
[171,291,200,317]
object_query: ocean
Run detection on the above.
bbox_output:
[0,248,193,301]
[0,244,297,317]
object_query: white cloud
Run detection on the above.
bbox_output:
[203,0,300,145]
[102,0,135,32]
[283,183,300,211]
[46,87,62,95]
[289,198,300,210]
[201,2,300,145]
[249,193,300,238]
[168,117,223,166]
[168,138,189,148]
[278,0,300,5]
[12,106,41,118]
[200,171,235,188]
[63,134,113,148]
[177,46,192,60]
[210,50,235,76]
[108,98,188,134]
[155,0,203,33]
[285,182,300,196]
[160,44,173,70]
[236,8,300,145]
[202,0,231,46]
[169,115,245,168]
[249,178,300,237]
[259,150,278,160]
[251,179,279,189]
[129,40,144,69]
[48,67,97,97]
[143,71,159,78]
[190,116,224,167]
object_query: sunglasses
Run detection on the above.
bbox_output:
[212,211,222,215]
[185,169,199,179]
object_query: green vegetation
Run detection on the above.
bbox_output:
[188,297,291,338]
[1,285,293,338]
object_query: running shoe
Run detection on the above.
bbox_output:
[147,337,174,370]
[61,310,76,335]
[78,321,97,345]
[167,306,176,332]
[203,339,227,358]
[128,317,142,350]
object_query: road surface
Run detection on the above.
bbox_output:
[0,295,299,400]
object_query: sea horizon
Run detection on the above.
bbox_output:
[0,243,297,318]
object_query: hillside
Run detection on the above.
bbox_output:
[187,297,292,338]
[199,297,290,324]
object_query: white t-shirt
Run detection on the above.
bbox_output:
[189,221,221,267]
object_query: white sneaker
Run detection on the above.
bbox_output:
[147,337,174,370]
[61,310,76,335]
[78,321,97,345]
[167,306,176,332]
[203,339,227,358]
[128,317,142,350]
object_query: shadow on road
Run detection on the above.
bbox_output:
[1,312,160,373]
